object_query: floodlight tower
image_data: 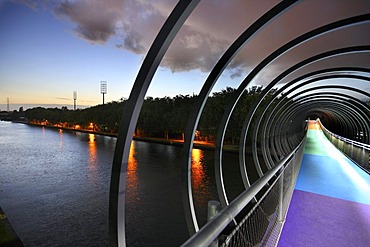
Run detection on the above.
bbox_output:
[73,91,77,110]
[101,81,107,105]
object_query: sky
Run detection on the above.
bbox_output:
[1,0,369,111]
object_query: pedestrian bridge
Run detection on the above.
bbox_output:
[108,1,370,246]
[277,121,370,247]
[182,120,370,247]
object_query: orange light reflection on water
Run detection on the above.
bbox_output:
[127,142,138,200]
[191,148,206,193]
[88,134,97,170]
[58,129,63,148]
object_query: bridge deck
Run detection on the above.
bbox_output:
[278,121,370,247]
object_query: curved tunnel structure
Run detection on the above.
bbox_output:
[109,1,370,246]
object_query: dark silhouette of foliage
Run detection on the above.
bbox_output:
[23,86,281,144]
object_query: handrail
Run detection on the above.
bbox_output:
[317,118,370,174]
[181,138,305,247]
[318,119,370,150]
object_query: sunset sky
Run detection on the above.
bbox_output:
[1,0,369,111]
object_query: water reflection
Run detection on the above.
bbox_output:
[88,134,97,171]
[58,129,63,148]
[127,142,138,201]
[191,148,209,210]
[1,123,234,246]
[88,133,96,143]
[192,149,205,186]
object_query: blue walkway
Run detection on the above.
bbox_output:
[278,121,370,247]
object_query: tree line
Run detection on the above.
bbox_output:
[13,86,276,144]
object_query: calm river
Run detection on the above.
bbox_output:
[0,121,244,246]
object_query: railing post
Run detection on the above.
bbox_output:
[278,167,285,223]
[291,153,296,187]
[207,200,221,247]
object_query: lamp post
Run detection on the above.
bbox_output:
[73,91,77,110]
[101,81,107,105]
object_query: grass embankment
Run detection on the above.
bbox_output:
[0,208,23,247]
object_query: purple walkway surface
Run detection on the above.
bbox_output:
[278,190,370,247]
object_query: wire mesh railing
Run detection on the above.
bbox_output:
[318,119,370,173]
[220,173,282,247]
[182,137,305,247]
[220,143,304,247]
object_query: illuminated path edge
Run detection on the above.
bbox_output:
[278,120,370,246]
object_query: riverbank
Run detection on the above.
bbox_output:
[0,207,24,247]
[26,122,240,153]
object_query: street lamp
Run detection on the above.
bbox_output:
[101,81,107,105]
[73,91,77,110]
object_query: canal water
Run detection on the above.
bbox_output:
[0,121,244,246]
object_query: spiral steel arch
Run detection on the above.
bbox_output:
[239,46,370,174]
[237,46,370,185]
[181,0,300,234]
[266,97,368,158]
[245,68,370,171]
[254,96,366,172]
[265,101,345,160]
[250,76,370,174]
[260,82,370,168]
[286,102,359,143]
[265,90,370,158]
[252,68,370,168]
[290,99,368,140]
[251,76,370,178]
[214,14,370,208]
[297,96,369,141]
[266,83,370,142]
[260,77,370,139]
[109,1,200,245]
[293,93,370,126]
[284,96,366,141]
[108,1,370,244]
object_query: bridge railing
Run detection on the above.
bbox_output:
[181,137,306,247]
[318,119,370,173]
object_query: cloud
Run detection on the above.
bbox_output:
[229,67,245,80]
[116,31,146,54]
[17,0,370,80]
[54,0,124,44]
[10,0,51,10]
[161,27,230,72]
[51,0,234,72]
[114,1,173,54]
[11,0,38,9]
[55,97,70,101]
